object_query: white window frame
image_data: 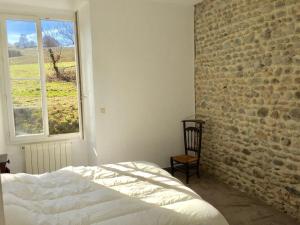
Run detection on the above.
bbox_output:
[0,13,83,144]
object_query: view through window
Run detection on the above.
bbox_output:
[4,17,80,140]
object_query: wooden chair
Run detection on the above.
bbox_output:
[0,154,10,174]
[170,120,204,184]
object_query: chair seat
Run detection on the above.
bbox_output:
[172,155,198,163]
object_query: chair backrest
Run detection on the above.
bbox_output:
[183,120,204,158]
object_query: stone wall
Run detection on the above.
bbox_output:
[194,0,300,220]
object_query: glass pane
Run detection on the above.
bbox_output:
[11,80,43,136]
[41,20,80,135]
[6,20,40,79]
[11,80,41,108]
[14,108,43,136]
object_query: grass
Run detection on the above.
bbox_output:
[9,47,75,65]
[11,63,78,106]
[9,47,79,135]
[9,62,75,79]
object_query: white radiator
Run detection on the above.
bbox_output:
[22,141,72,174]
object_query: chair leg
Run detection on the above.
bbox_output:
[185,163,189,184]
[170,157,174,176]
[197,161,200,178]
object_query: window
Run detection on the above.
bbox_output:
[0,15,82,143]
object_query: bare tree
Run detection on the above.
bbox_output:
[42,21,74,81]
[43,35,62,79]
[15,34,36,48]
[57,22,74,46]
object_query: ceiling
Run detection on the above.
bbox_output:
[0,0,78,10]
[150,0,203,5]
[0,0,203,11]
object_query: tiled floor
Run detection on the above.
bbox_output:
[173,173,300,225]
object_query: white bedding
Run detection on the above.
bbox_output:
[1,161,229,225]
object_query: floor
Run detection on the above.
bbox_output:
[173,173,300,225]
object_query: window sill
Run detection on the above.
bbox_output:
[9,133,82,145]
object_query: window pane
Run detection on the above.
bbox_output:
[6,20,44,136]
[41,20,80,135]
[14,108,43,136]
[11,80,43,136]
[11,80,42,107]
[47,82,79,134]
[6,20,40,79]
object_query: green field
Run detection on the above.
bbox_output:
[9,47,75,65]
[10,62,75,79]
[9,47,79,136]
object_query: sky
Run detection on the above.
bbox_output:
[6,19,74,47]
[6,20,37,45]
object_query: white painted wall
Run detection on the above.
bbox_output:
[89,0,195,168]
[0,0,195,171]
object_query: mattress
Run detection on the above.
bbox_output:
[1,161,229,225]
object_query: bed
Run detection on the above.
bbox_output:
[1,161,229,225]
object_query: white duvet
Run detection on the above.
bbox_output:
[1,161,229,225]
